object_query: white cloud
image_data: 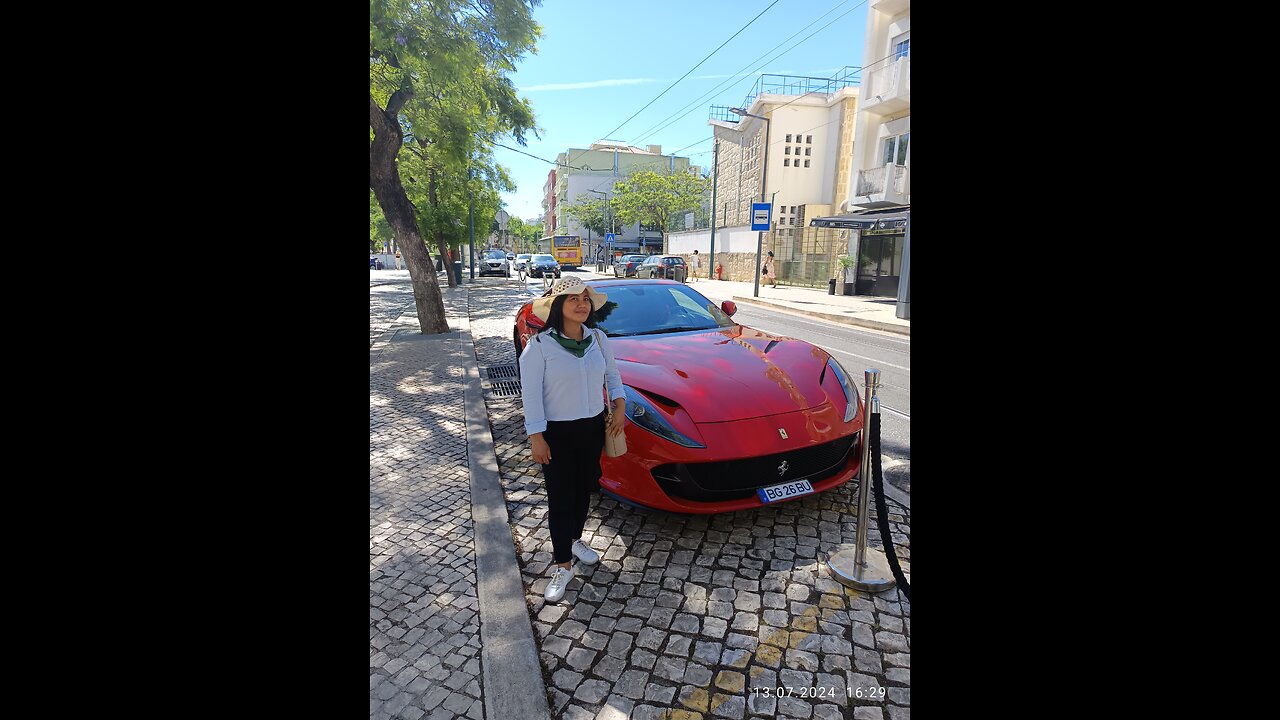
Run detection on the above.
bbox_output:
[521,78,656,92]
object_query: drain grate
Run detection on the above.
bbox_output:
[487,380,522,397]
[480,365,521,399]
[485,365,519,379]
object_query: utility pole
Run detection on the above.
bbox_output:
[731,107,771,298]
[709,140,719,281]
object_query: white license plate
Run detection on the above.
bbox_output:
[757,479,815,503]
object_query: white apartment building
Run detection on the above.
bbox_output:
[850,0,910,209]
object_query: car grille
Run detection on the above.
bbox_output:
[651,433,859,502]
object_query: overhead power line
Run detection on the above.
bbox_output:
[628,0,862,147]
[595,0,782,143]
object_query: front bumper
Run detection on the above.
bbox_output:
[599,403,864,514]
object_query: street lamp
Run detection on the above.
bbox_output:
[731,107,771,298]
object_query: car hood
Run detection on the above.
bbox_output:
[611,326,834,423]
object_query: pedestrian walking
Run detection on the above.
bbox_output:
[763,250,777,289]
[689,249,701,283]
[519,276,626,603]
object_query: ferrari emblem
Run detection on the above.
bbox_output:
[778,428,788,439]
[778,461,789,476]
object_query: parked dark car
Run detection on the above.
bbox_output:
[528,254,561,279]
[636,254,687,281]
[613,254,648,278]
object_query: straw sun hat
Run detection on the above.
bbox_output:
[531,276,609,321]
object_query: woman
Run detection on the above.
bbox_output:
[519,276,627,603]
[763,250,777,289]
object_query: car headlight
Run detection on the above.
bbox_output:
[623,386,705,448]
[826,358,861,422]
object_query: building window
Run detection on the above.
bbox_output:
[784,158,790,167]
[892,32,910,60]
[790,206,796,214]
[881,133,909,166]
[805,148,811,156]
[785,134,792,142]
[785,147,790,155]
[804,160,810,168]
[806,135,812,143]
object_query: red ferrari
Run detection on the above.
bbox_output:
[513,278,865,514]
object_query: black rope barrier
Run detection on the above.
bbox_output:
[869,412,911,601]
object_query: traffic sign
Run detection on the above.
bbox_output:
[605,233,615,243]
[751,202,771,231]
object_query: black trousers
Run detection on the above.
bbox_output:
[541,411,606,564]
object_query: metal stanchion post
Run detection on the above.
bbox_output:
[828,369,897,593]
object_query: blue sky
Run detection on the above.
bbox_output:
[495,0,868,223]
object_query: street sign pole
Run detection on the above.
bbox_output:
[750,201,772,296]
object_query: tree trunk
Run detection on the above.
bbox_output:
[370,93,450,334]
[428,168,456,288]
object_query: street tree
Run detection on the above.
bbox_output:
[612,170,708,253]
[370,0,540,334]
[564,194,617,258]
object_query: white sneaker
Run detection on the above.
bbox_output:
[571,539,600,566]
[544,565,576,603]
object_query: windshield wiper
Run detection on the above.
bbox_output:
[631,326,713,336]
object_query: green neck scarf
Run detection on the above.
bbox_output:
[549,329,593,358]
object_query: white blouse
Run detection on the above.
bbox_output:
[519,328,625,436]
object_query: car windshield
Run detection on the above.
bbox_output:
[517,254,532,260]
[593,284,735,337]
[533,255,555,262]
[484,251,506,259]
[662,257,686,265]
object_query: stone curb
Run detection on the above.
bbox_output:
[459,304,551,720]
[730,296,911,336]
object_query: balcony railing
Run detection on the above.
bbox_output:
[856,165,907,196]
[742,66,861,109]
[857,166,887,195]
[862,58,909,111]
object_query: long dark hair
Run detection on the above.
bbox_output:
[540,294,599,335]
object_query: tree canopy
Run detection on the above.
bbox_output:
[370,0,542,333]
[612,170,709,244]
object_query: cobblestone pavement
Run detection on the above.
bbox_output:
[371,290,487,720]
[468,279,912,720]
[370,277,417,346]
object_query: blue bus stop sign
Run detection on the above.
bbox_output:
[751,202,771,231]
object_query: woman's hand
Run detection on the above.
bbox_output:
[531,434,551,464]
[607,401,626,436]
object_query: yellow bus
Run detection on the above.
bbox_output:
[539,235,583,269]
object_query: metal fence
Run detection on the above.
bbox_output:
[765,225,854,289]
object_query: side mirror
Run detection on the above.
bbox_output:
[721,300,737,317]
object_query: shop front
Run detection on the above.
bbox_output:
[808,207,910,299]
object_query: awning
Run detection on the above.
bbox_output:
[808,206,910,230]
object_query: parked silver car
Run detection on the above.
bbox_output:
[479,249,512,277]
